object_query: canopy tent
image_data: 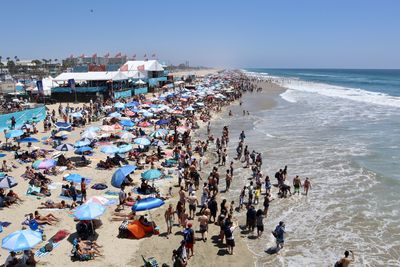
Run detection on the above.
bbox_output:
[53,71,129,82]
[119,60,164,78]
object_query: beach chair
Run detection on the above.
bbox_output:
[141,255,158,267]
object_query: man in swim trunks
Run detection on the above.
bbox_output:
[164,204,175,237]
[198,211,209,242]
[293,175,301,195]
[187,192,198,220]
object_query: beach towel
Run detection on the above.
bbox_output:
[34,242,60,257]
[49,229,70,243]
[105,190,119,196]
[26,185,42,196]
[59,194,82,201]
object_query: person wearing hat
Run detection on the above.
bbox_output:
[183,223,195,258]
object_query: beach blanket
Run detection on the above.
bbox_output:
[59,194,82,201]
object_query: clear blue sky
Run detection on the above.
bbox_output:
[1,0,399,68]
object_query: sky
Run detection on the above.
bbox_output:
[0,0,399,68]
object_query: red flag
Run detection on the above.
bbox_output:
[92,53,97,58]
[104,53,110,58]
[120,64,128,71]
[115,52,122,58]
[151,53,156,58]
[80,54,85,58]
[137,65,145,71]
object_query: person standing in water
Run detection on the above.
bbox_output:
[335,250,355,267]
[272,221,286,249]
[304,177,312,196]
[293,175,301,195]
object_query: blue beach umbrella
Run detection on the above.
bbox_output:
[85,126,100,132]
[75,140,91,148]
[73,203,106,220]
[118,144,133,154]
[17,137,39,143]
[101,146,119,154]
[0,153,7,158]
[2,230,42,251]
[65,173,84,183]
[56,143,74,151]
[155,119,170,125]
[108,112,122,118]
[5,130,24,139]
[141,169,162,181]
[71,112,83,118]
[74,146,93,155]
[131,197,164,212]
[119,120,135,127]
[134,137,150,146]
[111,165,137,188]
[126,101,139,108]
[114,102,125,109]
[149,129,169,139]
[142,111,154,118]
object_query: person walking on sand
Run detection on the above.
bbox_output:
[164,204,176,237]
[225,170,232,192]
[256,209,265,238]
[225,220,237,255]
[293,175,301,196]
[187,192,198,220]
[80,178,87,203]
[304,177,312,196]
[183,223,195,259]
[198,211,209,242]
[335,250,355,267]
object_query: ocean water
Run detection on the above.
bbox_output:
[210,69,400,266]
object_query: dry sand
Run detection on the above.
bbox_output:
[0,74,285,267]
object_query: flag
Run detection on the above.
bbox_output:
[36,80,44,95]
[92,53,97,58]
[152,53,156,58]
[115,52,122,58]
[80,54,85,58]
[137,65,145,71]
[69,54,74,59]
[143,54,147,58]
[120,64,128,71]
[104,53,110,58]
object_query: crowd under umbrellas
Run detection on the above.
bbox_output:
[0,71,250,265]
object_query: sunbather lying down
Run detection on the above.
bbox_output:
[38,200,76,209]
[76,238,103,255]
[110,211,137,221]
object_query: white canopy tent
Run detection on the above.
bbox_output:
[53,71,129,82]
[119,60,164,78]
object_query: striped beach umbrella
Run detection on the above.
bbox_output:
[0,176,18,189]
[56,143,74,151]
[134,137,151,146]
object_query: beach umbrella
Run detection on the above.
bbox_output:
[0,176,18,189]
[149,129,168,139]
[185,106,195,111]
[131,197,164,212]
[142,111,154,118]
[74,139,91,148]
[64,173,84,183]
[141,169,162,181]
[124,110,135,117]
[137,121,152,127]
[55,122,72,131]
[16,137,39,143]
[81,131,98,139]
[155,119,170,125]
[108,112,122,118]
[56,143,74,151]
[0,172,5,178]
[85,126,100,132]
[55,131,70,137]
[151,140,166,147]
[114,102,125,109]
[126,101,139,108]
[134,137,150,146]
[101,145,119,154]
[118,144,133,153]
[2,230,42,252]
[111,165,137,188]
[0,154,6,158]
[119,120,135,127]
[32,159,56,170]
[86,196,109,206]
[74,146,93,155]
[176,126,189,134]
[73,203,106,220]
[71,112,83,118]
[120,132,135,141]
[101,125,116,132]
[5,130,24,139]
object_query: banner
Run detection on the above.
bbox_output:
[36,80,44,95]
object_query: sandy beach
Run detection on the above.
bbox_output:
[0,70,286,267]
